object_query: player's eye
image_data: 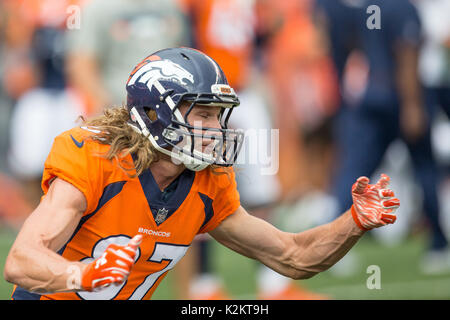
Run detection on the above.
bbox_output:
[197,112,210,119]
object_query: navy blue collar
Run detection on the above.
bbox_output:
[134,156,196,226]
[138,166,195,206]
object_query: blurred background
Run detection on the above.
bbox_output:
[0,0,449,300]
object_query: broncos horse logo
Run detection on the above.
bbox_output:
[127,58,195,90]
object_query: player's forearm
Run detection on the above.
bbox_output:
[288,210,364,279]
[4,243,86,294]
[211,206,364,280]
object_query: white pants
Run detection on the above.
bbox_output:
[8,88,84,179]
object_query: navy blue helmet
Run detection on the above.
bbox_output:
[126,47,244,171]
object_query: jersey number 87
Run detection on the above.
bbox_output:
[77,235,189,300]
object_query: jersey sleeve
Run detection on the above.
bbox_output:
[41,130,102,215]
[197,168,241,234]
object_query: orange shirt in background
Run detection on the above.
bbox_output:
[181,0,256,91]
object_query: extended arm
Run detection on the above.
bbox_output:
[210,206,362,279]
[210,174,399,279]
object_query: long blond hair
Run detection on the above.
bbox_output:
[82,106,159,177]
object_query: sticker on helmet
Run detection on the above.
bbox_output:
[127,60,194,90]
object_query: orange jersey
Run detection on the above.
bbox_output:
[12,126,240,300]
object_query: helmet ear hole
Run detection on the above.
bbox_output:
[145,108,157,122]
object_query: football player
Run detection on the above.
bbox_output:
[4,47,399,300]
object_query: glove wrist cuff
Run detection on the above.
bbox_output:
[80,263,94,292]
[351,204,369,231]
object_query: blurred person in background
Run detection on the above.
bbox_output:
[259,0,338,199]
[178,0,283,300]
[0,1,35,172]
[315,0,450,274]
[416,0,450,120]
[0,0,36,228]
[179,0,337,300]
[252,0,339,299]
[1,0,87,228]
[416,0,450,174]
[65,0,191,117]
[416,0,450,271]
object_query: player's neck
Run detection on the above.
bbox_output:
[149,158,186,191]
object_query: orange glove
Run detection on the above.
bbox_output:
[351,174,400,231]
[81,235,142,292]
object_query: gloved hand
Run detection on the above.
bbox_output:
[81,235,142,292]
[351,174,400,231]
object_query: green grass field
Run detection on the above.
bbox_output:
[0,227,16,299]
[1,226,449,300]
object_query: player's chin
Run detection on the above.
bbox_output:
[199,142,216,154]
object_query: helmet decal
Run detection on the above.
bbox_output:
[127,59,194,90]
